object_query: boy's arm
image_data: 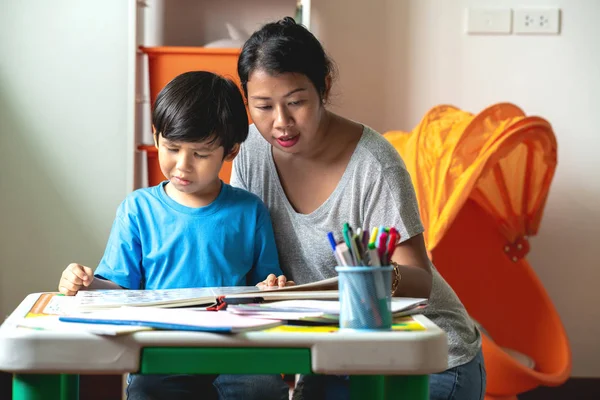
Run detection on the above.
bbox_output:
[247,204,284,286]
[59,262,123,295]
[93,202,144,290]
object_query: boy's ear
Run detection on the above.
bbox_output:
[152,126,159,148]
[224,143,241,162]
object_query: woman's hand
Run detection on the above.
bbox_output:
[390,233,433,298]
[256,273,295,289]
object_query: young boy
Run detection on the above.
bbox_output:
[58,71,292,294]
[57,71,293,399]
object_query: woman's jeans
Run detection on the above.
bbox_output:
[293,349,486,400]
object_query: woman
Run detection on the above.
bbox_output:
[231,17,486,400]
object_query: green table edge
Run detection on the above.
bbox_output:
[140,347,313,374]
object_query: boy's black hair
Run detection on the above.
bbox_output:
[152,71,248,157]
[238,17,337,101]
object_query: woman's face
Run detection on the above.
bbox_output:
[246,69,326,155]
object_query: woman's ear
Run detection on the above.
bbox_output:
[322,74,333,104]
[224,143,241,162]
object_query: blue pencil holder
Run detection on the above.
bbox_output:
[335,266,393,330]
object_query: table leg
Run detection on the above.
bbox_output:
[350,375,428,400]
[13,374,79,400]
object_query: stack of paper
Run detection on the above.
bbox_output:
[227,298,428,323]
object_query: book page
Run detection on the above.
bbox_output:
[227,290,338,302]
[18,315,151,336]
[258,276,338,292]
[75,286,262,310]
[74,276,340,310]
[228,298,427,315]
[25,293,78,316]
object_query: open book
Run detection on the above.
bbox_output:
[74,276,339,311]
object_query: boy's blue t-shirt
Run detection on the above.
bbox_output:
[94,181,282,289]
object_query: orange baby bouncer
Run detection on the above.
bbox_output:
[384,103,571,399]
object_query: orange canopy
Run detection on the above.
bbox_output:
[384,103,557,252]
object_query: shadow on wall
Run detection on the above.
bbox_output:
[311,0,411,133]
[0,82,99,318]
[526,174,600,375]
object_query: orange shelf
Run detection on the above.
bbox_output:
[138,46,242,186]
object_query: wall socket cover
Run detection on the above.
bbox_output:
[466,8,512,34]
[513,8,561,34]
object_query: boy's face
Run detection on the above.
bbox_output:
[154,133,237,206]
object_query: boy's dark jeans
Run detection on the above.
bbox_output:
[126,373,290,400]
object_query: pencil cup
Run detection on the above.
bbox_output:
[335,266,393,330]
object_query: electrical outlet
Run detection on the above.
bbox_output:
[513,8,561,34]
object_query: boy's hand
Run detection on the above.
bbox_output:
[256,274,295,289]
[58,263,94,296]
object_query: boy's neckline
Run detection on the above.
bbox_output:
[164,179,222,208]
[156,180,227,216]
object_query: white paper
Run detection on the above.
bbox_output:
[61,307,283,333]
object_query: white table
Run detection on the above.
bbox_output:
[0,293,448,400]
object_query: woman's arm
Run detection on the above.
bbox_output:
[390,233,433,298]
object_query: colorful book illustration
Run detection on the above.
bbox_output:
[23,293,77,317]
[16,293,150,336]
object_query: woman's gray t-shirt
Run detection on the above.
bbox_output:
[231,124,481,368]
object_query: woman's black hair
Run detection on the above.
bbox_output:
[238,17,336,101]
[152,71,248,157]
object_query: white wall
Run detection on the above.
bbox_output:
[0,1,134,317]
[314,0,600,377]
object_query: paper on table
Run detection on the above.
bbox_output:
[235,311,337,323]
[262,316,427,333]
[226,290,338,302]
[18,315,151,336]
[228,298,427,316]
[60,307,283,333]
[24,293,78,317]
